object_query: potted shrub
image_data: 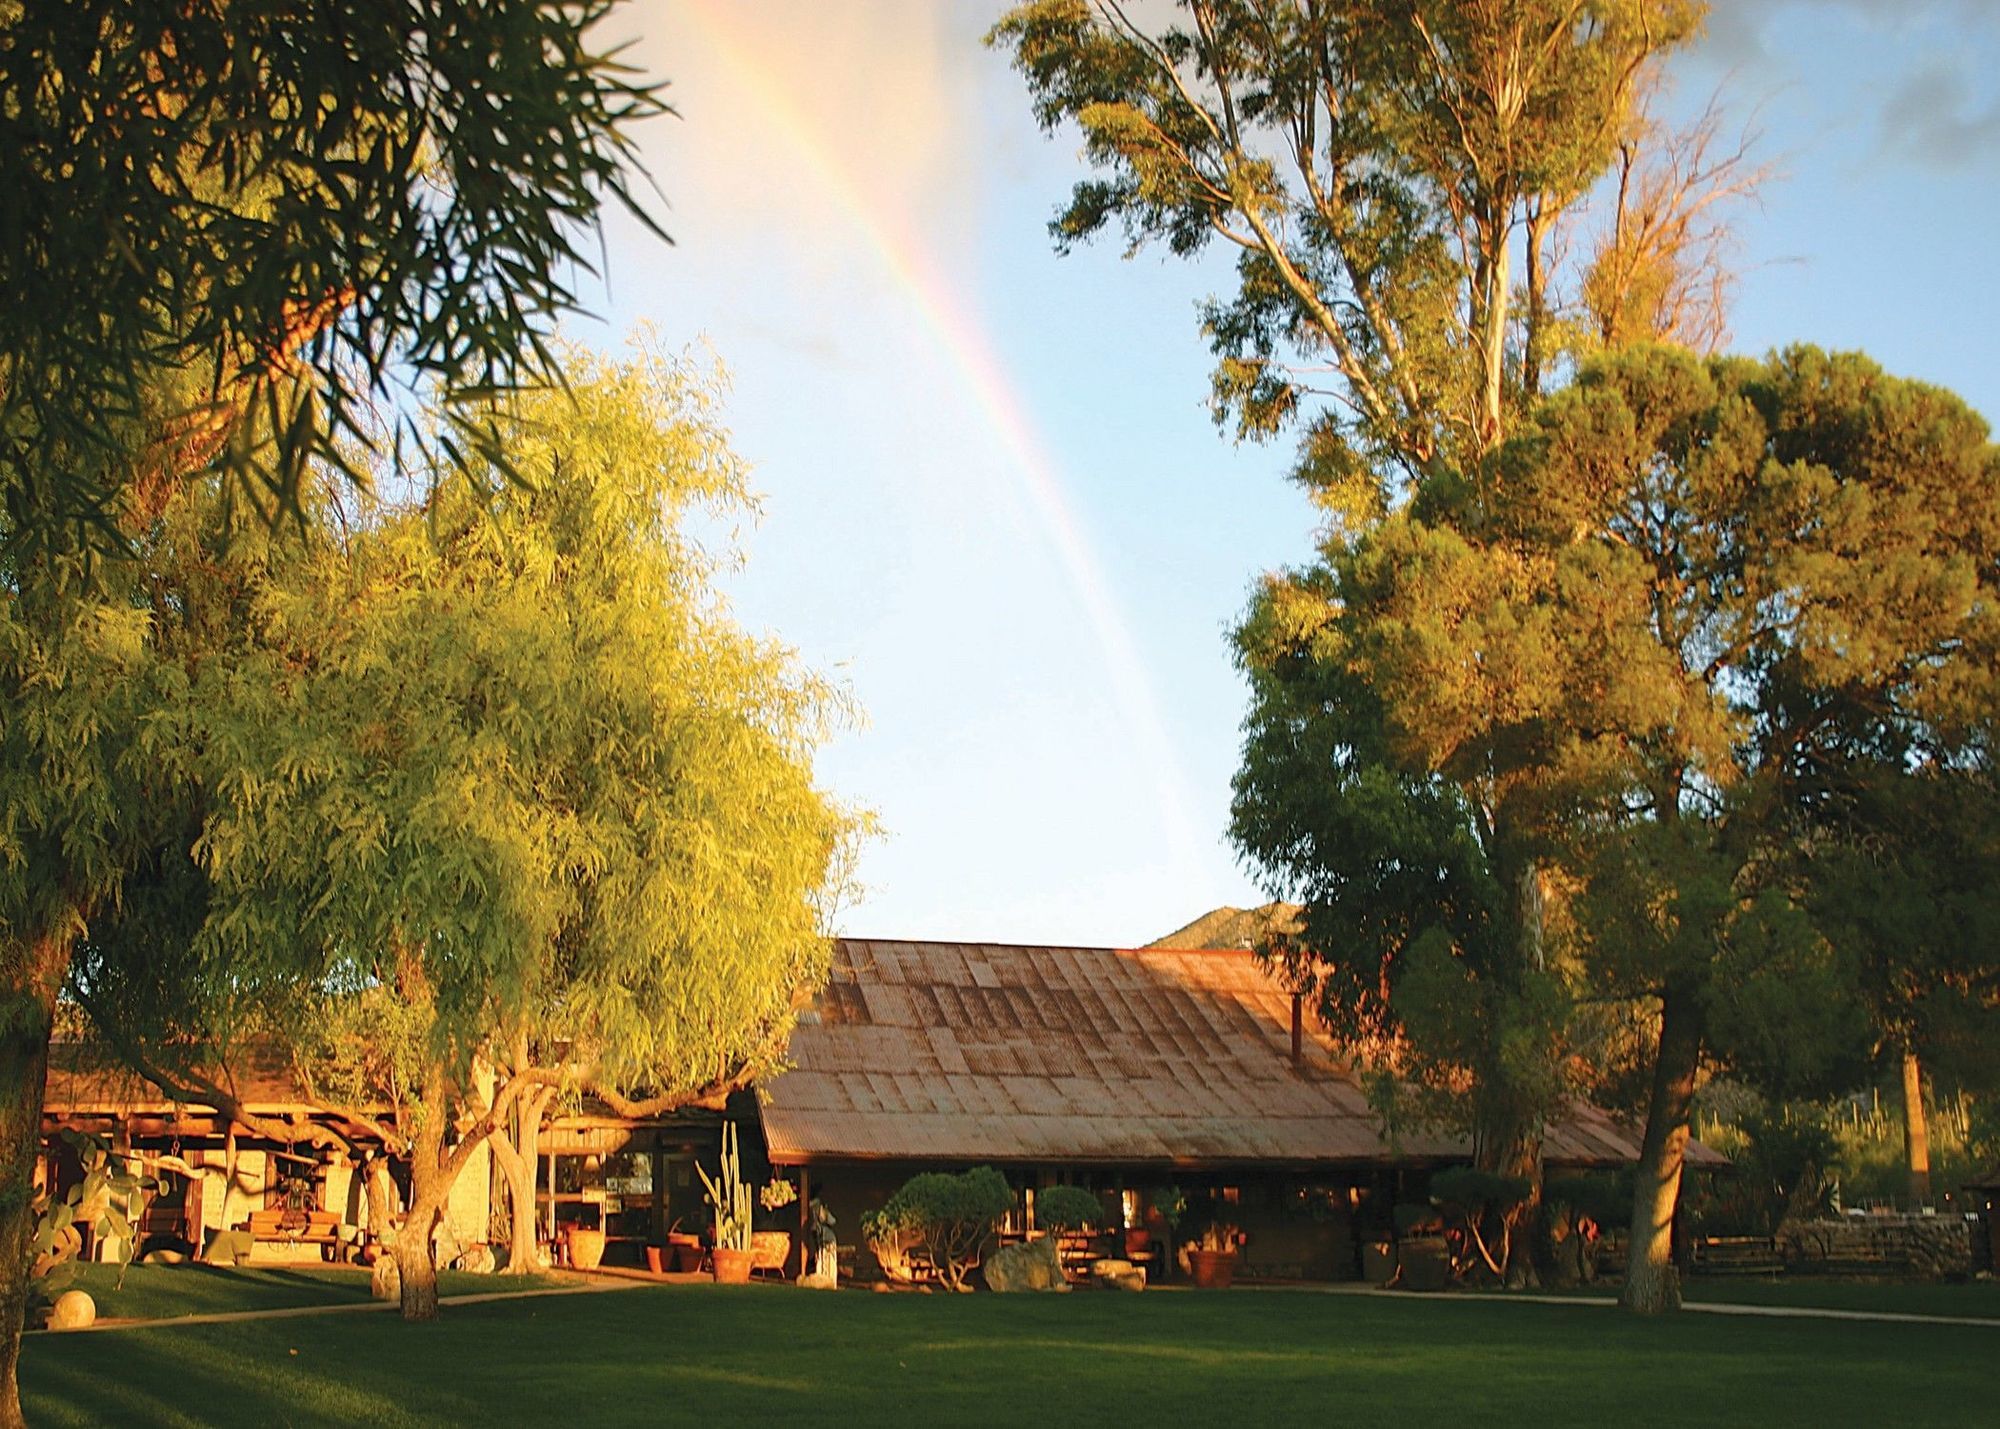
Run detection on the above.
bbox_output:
[698,1124,756,1283]
[1036,1185,1102,1281]
[1186,1221,1243,1289]
[1141,1185,1185,1267]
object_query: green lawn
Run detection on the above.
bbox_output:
[51,1262,579,1323]
[1480,1275,2000,1321]
[1675,1276,2000,1320]
[22,1284,1993,1427]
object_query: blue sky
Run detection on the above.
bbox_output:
[584,1,2000,947]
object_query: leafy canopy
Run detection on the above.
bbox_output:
[0,0,667,550]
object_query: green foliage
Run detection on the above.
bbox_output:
[1393,1203,1444,1238]
[991,0,1704,483]
[1545,1172,1631,1233]
[867,1168,1014,1292]
[1429,1167,1531,1216]
[80,338,857,1151]
[26,1130,158,1321]
[1693,1107,1838,1237]
[1035,1186,1103,1233]
[0,0,669,548]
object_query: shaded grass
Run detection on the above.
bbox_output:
[1682,1277,2000,1320]
[53,1262,577,1323]
[21,1284,1993,1427]
[1496,1276,2000,1322]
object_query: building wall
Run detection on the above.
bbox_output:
[797,1161,1362,1284]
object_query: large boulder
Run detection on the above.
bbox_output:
[47,1290,96,1330]
[983,1236,1068,1293]
[453,1243,496,1275]
[1090,1257,1145,1292]
[201,1230,254,1267]
[370,1253,401,1302]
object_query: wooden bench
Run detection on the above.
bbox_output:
[243,1207,342,1247]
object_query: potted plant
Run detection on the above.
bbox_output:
[1144,1176,1184,1256]
[1186,1221,1243,1289]
[1036,1185,1103,1282]
[697,1124,756,1283]
[667,1227,704,1273]
[565,1216,606,1271]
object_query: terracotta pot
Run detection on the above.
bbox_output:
[671,1241,704,1274]
[1124,1228,1152,1257]
[565,1226,606,1271]
[645,1245,666,1274]
[1188,1248,1236,1289]
[711,1246,754,1284]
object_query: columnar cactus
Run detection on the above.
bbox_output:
[698,1123,755,1252]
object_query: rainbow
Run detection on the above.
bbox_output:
[678,2,1210,882]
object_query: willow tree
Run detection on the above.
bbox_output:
[993,0,1719,1273]
[72,343,854,1319]
[1349,344,1999,1311]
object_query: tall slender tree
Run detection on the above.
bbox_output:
[994,0,1726,1276]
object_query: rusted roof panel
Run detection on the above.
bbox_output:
[762,939,1684,1170]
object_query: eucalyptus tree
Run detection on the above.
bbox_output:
[75,344,856,1319]
[993,0,1723,1272]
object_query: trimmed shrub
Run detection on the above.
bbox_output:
[1036,1186,1103,1233]
[866,1167,1014,1291]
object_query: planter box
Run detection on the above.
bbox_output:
[751,1230,792,1273]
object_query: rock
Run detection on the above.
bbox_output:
[982,1236,1068,1293]
[139,1248,188,1266]
[47,1290,95,1330]
[201,1230,254,1267]
[370,1253,401,1301]
[1090,1257,1145,1292]
[454,1243,496,1275]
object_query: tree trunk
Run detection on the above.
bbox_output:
[1493,1125,1543,1290]
[1621,981,1703,1315]
[1901,1048,1931,1209]
[364,1156,399,1240]
[489,1088,549,1275]
[0,934,70,1429]
[394,1203,441,1322]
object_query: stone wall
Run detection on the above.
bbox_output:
[1776,1215,1975,1278]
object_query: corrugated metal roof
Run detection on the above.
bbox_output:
[763,939,1703,1170]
